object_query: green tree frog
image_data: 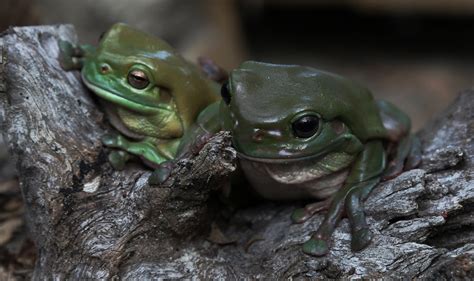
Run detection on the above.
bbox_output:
[59,23,220,169]
[182,61,421,256]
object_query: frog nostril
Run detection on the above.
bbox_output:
[252,129,265,142]
[99,63,111,74]
[252,129,283,142]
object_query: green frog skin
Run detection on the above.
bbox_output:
[59,23,220,169]
[184,61,421,256]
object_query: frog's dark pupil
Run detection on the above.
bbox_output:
[292,115,320,138]
[221,81,231,105]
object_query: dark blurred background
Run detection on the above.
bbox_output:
[2,0,473,128]
[0,0,473,278]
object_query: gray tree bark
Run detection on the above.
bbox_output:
[1,25,473,279]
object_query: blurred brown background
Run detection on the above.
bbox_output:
[0,0,473,278]
[2,0,473,128]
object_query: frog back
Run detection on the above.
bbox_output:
[231,61,389,142]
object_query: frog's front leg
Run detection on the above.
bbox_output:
[102,134,169,169]
[303,141,386,256]
[58,40,95,70]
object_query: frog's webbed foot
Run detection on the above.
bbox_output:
[383,134,422,180]
[149,161,174,185]
[303,141,385,256]
[102,134,129,151]
[59,40,96,71]
[58,40,86,70]
[108,150,131,170]
[302,196,344,256]
[302,179,380,256]
[291,198,331,224]
[102,134,168,169]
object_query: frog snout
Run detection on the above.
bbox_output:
[251,128,283,143]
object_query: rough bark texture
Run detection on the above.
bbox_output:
[0,25,473,279]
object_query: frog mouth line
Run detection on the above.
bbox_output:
[235,136,350,164]
[239,152,353,185]
[237,151,328,164]
[82,78,171,114]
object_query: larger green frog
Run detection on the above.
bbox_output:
[180,61,421,256]
[59,23,220,169]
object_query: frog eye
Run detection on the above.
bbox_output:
[127,69,150,89]
[292,115,320,138]
[221,81,231,105]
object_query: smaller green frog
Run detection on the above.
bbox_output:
[59,23,220,169]
[180,61,421,256]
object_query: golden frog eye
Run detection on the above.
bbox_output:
[127,69,150,89]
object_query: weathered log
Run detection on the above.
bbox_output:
[1,25,473,279]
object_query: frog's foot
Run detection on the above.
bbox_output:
[58,40,85,70]
[383,134,421,181]
[149,161,174,185]
[108,150,131,170]
[303,193,346,256]
[291,198,331,224]
[302,178,380,256]
[302,235,330,256]
[102,134,128,149]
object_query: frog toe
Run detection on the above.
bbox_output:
[302,238,330,256]
[351,227,373,251]
[58,40,74,58]
[108,151,130,170]
[58,40,84,70]
[291,208,309,224]
[291,199,330,224]
[102,134,121,147]
[405,136,422,170]
[149,164,173,185]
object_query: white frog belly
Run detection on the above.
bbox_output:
[239,152,355,200]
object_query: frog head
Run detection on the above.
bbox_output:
[219,61,387,161]
[81,23,218,138]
